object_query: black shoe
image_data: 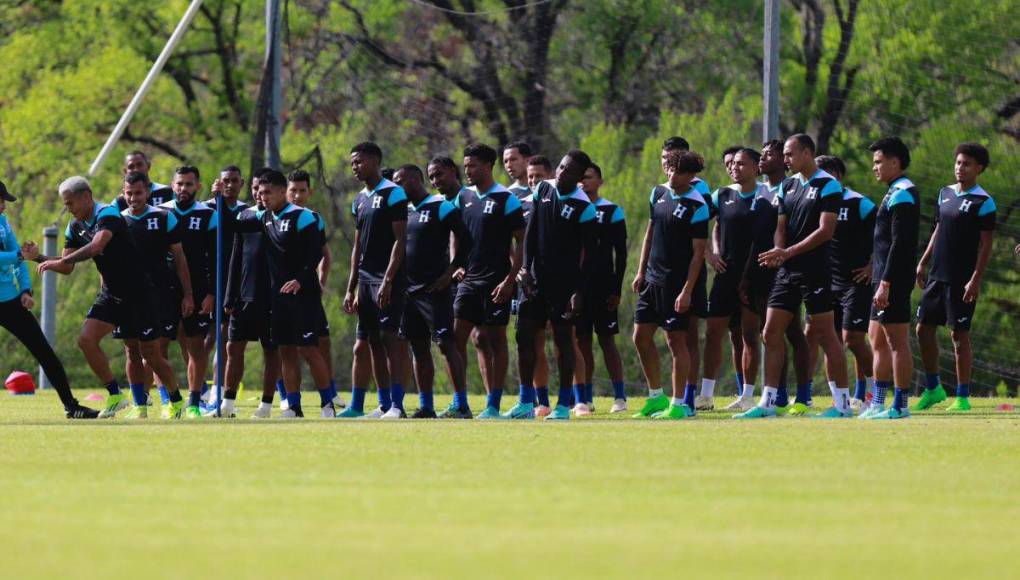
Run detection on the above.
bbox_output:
[437,406,473,419]
[66,405,100,419]
[411,407,437,419]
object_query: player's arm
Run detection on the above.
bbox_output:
[37,229,114,274]
[707,221,726,272]
[318,245,331,290]
[676,238,706,313]
[916,223,938,288]
[610,217,628,307]
[761,212,835,268]
[428,208,471,292]
[632,220,653,292]
[758,214,790,267]
[169,241,195,317]
[281,221,322,295]
[343,229,361,314]
[852,206,877,285]
[377,219,406,309]
[493,227,524,304]
[224,234,242,313]
[965,204,996,303]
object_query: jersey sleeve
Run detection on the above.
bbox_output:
[95,207,126,237]
[977,197,997,231]
[63,222,83,250]
[691,203,710,239]
[879,194,920,283]
[387,188,409,222]
[446,207,472,270]
[504,194,525,231]
[817,179,843,213]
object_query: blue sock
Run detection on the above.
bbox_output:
[453,390,469,411]
[188,390,201,407]
[853,379,867,401]
[486,389,503,411]
[157,385,170,405]
[612,380,626,400]
[925,373,941,390]
[129,383,147,406]
[419,391,434,411]
[287,390,302,411]
[318,386,332,407]
[892,387,908,411]
[351,386,367,412]
[329,378,336,392]
[874,381,889,407]
[584,383,593,404]
[795,383,811,404]
[105,380,120,396]
[391,383,405,411]
[683,384,696,409]
[572,384,584,407]
[200,382,209,395]
[956,383,970,398]
[556,385,572,408]
[536,386,550,407]
[519,384,536,405]
[276,379,287,402]
[776,384,789,407]
[736,372,745,391]
[377,386,392,412]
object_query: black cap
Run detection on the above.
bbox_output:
[0,181,15,202]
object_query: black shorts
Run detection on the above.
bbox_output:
[113,286,180,340]
[181,311,212,337]
[832,283,872,333]
[746,268,777,317]
[271,293,323,346]
[517,284,575,328]
[706,271,741,318]
[917,279,974,330]
[356,280,405,339]
[575,290,620,336]
[634,282,691,331]
[454,281,511,327]
[870,280,913,325]
[88,290,160,342]
[314,300,330,337]
[227,300,274,348]
[692,269,708,318]
[767,268,833,315]
[400,287,455,342]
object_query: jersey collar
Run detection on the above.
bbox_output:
[668,185,695,200]
[471,183,509,199]
[954,183,986,197]
[411,194,443,211]
[272,203,299,220]
[361,178,396,196]
[122,205,157,220]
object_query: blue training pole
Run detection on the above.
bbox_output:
[214,192,225,416]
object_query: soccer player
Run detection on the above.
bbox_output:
[526,155,553,191]
[235,170,336,418]
[0,181,98,419]
[736,134,851,419]
[392,164,472,418]
[341,142,411,419]
[118,172,195,418]
[573,163,628,414]
[453,143,525,419]
[503,141,532,202]
[631,150,709,419]
[811,155,877,415]
[722,145,742,174]
[915,143,996,413]
[160,167,218,417]
[120,150,173,208]
[699,148,767,412]
[427,157,467,202]
[30,176,186,418]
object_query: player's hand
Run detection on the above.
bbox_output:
[707,252,727,273]
[181,294,195,318]
[673,291,692,314]
[873,281,890,310]
[631,272,645,293]
[200,294,214,315]
[343,291,357,314]
[20,292,34,310]
[452,267,466,282]
[568,292,582,319]
[377,280,392,309]
[37,259,62,274]
[20,242,39,261]
[915,265,927,289]
[211,178,224,194]
[517,271,535,298]
[426,272,453,293]
[758,247,789,268]
[280,280,302,295]
[963,276,980,303]
[851,263,873,285]
[491,277,515,304]
[606,294,620,310]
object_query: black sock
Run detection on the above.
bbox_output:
[168,389,183,403]
[261,394,273,404]
[188,391,201,407]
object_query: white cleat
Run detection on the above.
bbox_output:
[609,399,628,413]
[320,404,336,419]
[572,403,593,417]
[379,407,406,420]
[724,397,755,411]
[332,394,347,410]
[281,408,301,419]
[252,403,272,419]
[694,395,715,411]
[362,406,386,419]
[279,398,290,412]
[97,397,131,419]
[849,397,865,413]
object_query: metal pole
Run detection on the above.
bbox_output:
[87,0,206,177]
[37,227,58,390]
[213,194,225,416]
[265,0,282,169]
[763,0,781,142]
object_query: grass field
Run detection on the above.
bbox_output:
[2,390,1019,579]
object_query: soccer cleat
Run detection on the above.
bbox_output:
[787,402,811,416]
[218,407,237,419]
[857,404,884,419]
[732,405,776,419]
[380,407,407,420]
[609,399,628,413]
[437,403,473,419]
[849,397,866,413]
[812,406,853,419]
[724,397,754,411]
[281,408,303,419]
[946,397,971,413]
[501,402,536,420]
[279,398,290,412]
[184,405,202,419]
[476,406,501,420]
[336,406,365,419]
[165,400,185,420]
[535,405,552,418]
[572,403,592,417]
[332,393,347,410]
[544,405,570,420]
[694,395,715,411]
[124,405,148,420]
[65,405,100,420]
[774,405,789,416]
[654,404,695,420]
[98,393,129,418]
[912,385,947,411]
[632,394,669,418]
[252,403,272,419]
[867,407,911,420]
[320,404,337,419]
[411,407,437,419]
[363,407,386,419]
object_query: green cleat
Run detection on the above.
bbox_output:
[912,385,947,411]
[124,405,148,420]
[476,406,501,419]
[856,404,884,419]
[336,407,365,419]
[654,404,695,420]
[732,405,776,419]
[812,406,853,418]
[185,405,202,419]
[97,393,129,418]
[867,406,911,420]
[544,405,570,420]
[632,394,669,418]
[946,397,971,412]
[165,400,185,420]
[500,402,535,420]
[787,402,811,416]
[774,405,789,416]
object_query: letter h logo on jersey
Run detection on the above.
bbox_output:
[418,210,431,223]
[278,219,290,232]
[188,216,203,231]
[838,207,849,221]
[958,199,973,213]
[672,204,688,220]
[146,217,160,231]
[483,200,496,215]
[595,209,605,224]
[371,195,383,209]
[806,187,818,200]
[560,205,575,220]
